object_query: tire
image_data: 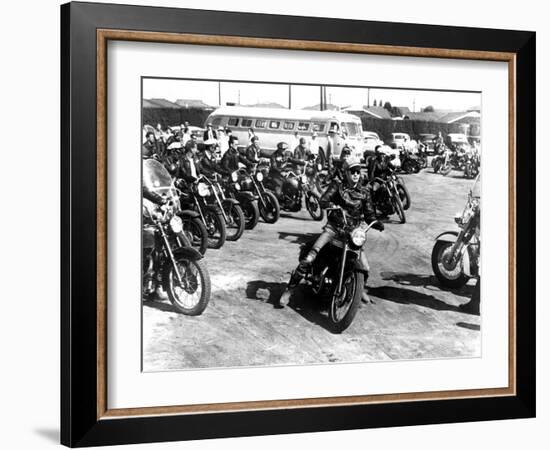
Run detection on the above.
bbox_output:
[432,158,441,173]
[204,206,226,249]
[393,196,406,223]
[242,200,260,230]
[329,271,364,333]
[305,191,324,221]
[223,203,245,241]
[180,216,208,255]
[431,240,469,288]
[441,164,452,176]
[259,191,280,224]
[397,183,411,210]
[165,256,211,315]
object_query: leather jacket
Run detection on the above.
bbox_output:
[199,153,228,177]
[367,155,394,182]
[221,147,251,173]
[320,179,377,228]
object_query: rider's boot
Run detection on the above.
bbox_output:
[278,250,318,308]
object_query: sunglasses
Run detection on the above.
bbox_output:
[349,168,361,175]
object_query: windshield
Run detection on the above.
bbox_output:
[343,122,361,137]
[143,159,173,194]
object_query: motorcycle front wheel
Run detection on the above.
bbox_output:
[431,240,469,288]
[164,256,211,315]
[204,206,226,249]
[329,271,364,333]
[180,216,208,255]
[259,191,280,224]
[440,165,452,176]
[396,183,411,210]
[242,200,260,230]
[223,203,245,241]
[305,191,324,221]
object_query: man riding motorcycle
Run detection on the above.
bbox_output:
[199,139,229,178]
[221,136,253,173]
[278,157,384,307]
[244,135,262,165]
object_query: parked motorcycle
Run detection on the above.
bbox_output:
[142,159,211,315]
[371,174,408,223]
[264,162,324,221]
[432,176,480,288]
[432,146,452,176]
[240,165,280,224]
[299,207,382,333]
[177,176,226,249]
[400,150,421,174]
[222,170,261,230]
[463,152,480,179]
[206,173,246,242]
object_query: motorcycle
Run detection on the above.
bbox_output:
[299,207,382,333]
[206,173,246,242]
[371,174,408,223]
[432,146,453,176]
[432,176,480,288]
[463,151,480,179]
[264,162,324,221]
[400,150,421,174]
[178,176,227,249]
[240,164,280,224]
[222,170,261,230]
[142,159,211,315]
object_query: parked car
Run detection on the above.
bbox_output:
[445,133,472,151]
[417,133,436,154]
[362,131,384,160]
[388,132,417,153]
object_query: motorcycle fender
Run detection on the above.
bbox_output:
[237,191,258,202]
[352,258,369,276]
[434,231,459,243]
[172,246,203,261]
[178,209,201,219]
[222,198,240,207]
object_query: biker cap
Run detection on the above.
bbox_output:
[343,158,361,171]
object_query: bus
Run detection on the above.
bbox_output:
[204,106,365,161]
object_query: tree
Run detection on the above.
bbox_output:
[373,99,377,106]
[383,101,393,111]
[423,105,435,112]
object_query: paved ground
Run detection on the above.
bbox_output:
[143,169,480,371]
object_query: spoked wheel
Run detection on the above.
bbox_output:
[329,271,363,333]
[204,206,226,249]
[431,240,468,288]
[259,191,280,224]
[392,196,406,223]
[242,200,260,230]
[180,216,208,255]
[396,183,411,210]
[305,191,324,221]
[165,257,211,315]
[223,203,245,241]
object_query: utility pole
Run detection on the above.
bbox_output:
[238,89,241,105]
[319,85,323,111]
[288,84,291,109]
[218,82,221,107]
[367,88,370,107]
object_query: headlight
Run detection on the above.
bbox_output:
[231,172,238,182]
[256,172,264,182]
[234,183,241,191]
[350,228,367,247]
[197,182,209,197]
[169,216,183,234]
[317,163,323,171]
[300,174,307,184]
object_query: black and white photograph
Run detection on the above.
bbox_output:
[141,78,482,371]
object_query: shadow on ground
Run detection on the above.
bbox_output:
[368,285,461,312]
[380,271,474,298]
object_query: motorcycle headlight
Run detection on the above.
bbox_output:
[300,174,307,184]
[317,163,323,171]
[234,182,241,191]
[231,172,238,182]
[197,182,210,197]
[256,172,264,182]
[350,228,367,247]
[169,216,183,234]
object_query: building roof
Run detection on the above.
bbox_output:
[302,103,341,111]
[343,105,392,120]
[439,111,481,123]
[175,98,213,109]
[146,98,181,109]
[246,102,287,109]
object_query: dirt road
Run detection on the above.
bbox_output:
[143,170,480,371]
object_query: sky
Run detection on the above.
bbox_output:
[143,78,480,112]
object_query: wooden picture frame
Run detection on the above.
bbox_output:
[61,1,535,447]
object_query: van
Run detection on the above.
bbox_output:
[204,106,365,161]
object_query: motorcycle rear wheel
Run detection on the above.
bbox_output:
[164,256,211,316]
[305,191,324,221]
[223,203,245,241]
[259,191,280,224]
[329,271,363,333]
[242,200,260,230]
[431,240,469,288]
[397,183,411,210]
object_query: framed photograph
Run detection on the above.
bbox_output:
[61,1,535,447]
